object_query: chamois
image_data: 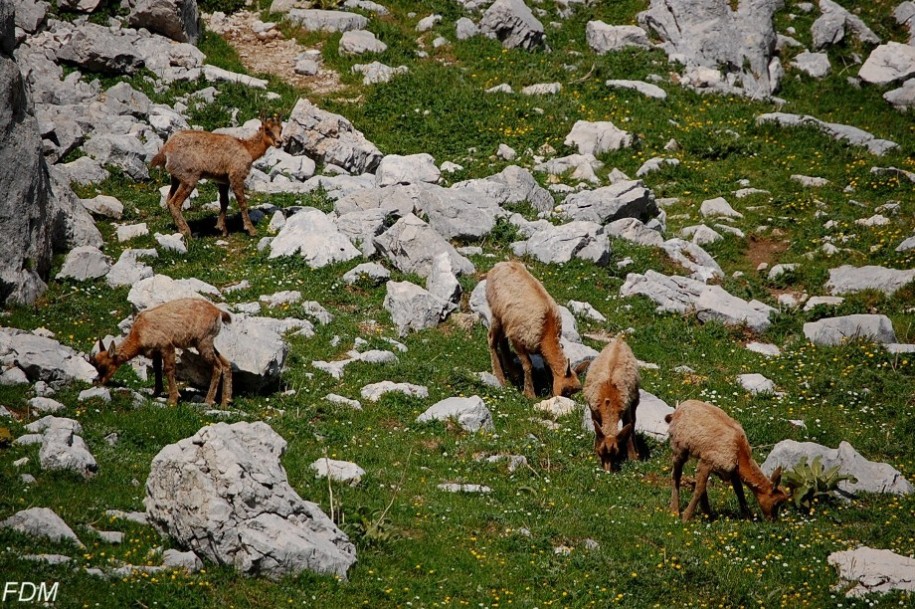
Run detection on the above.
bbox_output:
[150,116,284,239]
[666,400,789,522]
[90,298,232,406]
[485,261,581,399]
[583,337,640,471]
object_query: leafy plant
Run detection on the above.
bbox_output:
[782,456,858,512]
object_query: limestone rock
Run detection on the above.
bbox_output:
[383,281,449,336]
[126,274,220,311]
[605,79,668,100]
[803,315,897,346]
[757,112,898,156]
[286,9,368,32]
[511,221,611,266]
[0,508,83,547]
[417,396,494,432]
[478,0,546,50]
[828,547,915,598]
[145,422,356,579]
[825,265,915,296]
[560,181,658,224]
[56,246,112,281]
[736,373,775,395]
[339,29,387,55]
[585,21,650,53]
[268,207,361,267]
[283,98,382,174]
[310,458,365,485]
[0,328,96,385]
[360,381,428,402]
[373,214,475,278]
[375,153,440,187]
[563,120,633,156]
[125,0,201,44]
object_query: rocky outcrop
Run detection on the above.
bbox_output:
[0,4,53,306]
[124,0,202,44]
[282,98,382,174]
[145,422,357,580]
[478,0,545,50]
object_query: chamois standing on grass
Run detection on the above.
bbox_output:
[90,298,233,406]
[150,116,284,239]
[583,337,641,471]
[666,400,790,522]
[485,261,581,399]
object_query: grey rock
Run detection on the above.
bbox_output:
[803,295,844,311]
[416,14,441,32]
[256,147,316,182]
[535,153,603,183]
[154,233,187,254]
[427,252,461,306]
[497,143,516,161]
[757,112,898,156]
[585,21,650,53]
[57,0,102,11]
[125,0,200,43]
[791,174,830,187]
[619,270,706,314]
[885,78,915,110]
[521,82,560,95]
[83,133,150,180]
[383,281,449,336]
[325,394,362,409]
[40,426,98,477]
[117,223,149,242]
[417,396,494,432]
[452,165,554,213]
[409,183,502,240]
[0,508,83,547]
[343,0,388,14]
[826,265,915,296]
[342,262,390,285]
[21,553,72,565]
[339,29,387,55]
[478,0,545,50]
[605,217,664,246]
[456,17,479,39]
[25,415,83,435]
[162,549,203,572]
[635,157,679,177]
[812,0,880,50]
[104,510,148,525]
[81,195,124,219]
[360,381,428,402]
[0,367,28,385]
[695,286,775,332]
[375,153,440,187]
[29,396,65,413]
[563,120,632,156]
[661,239,722,282]
[762,439,912,496]
[106,249,157,289]
[681,224,722,246]
[56,246,112,281]
[286,9,368,32]
[283,98,381,174]
[351,61,409,85]
[829,547,915,598]
[55,156,110,187]
[334,187,413,217]
[512,221,611,266]
[745,341,781,356]
[373,214,475,278]
[767,263,797,280]
[437,483,491,493]
[302,301,333,325]
[145,422,356,579]
[0,328,96,385]
[637,0,782,97]
[792,51,831,78]
[310,458,365,485]
[12,0,49,33]
[535,395,577,418]
[56,23,145,75]
[567,300,606,323]
[605,79,668,100]
[804,314,897,346]
[560,181,658,224]
[896,236,915,252]
[737,373,775,395]
[897,1,915,43]
[126,274,220,311]
[268,207,361,267]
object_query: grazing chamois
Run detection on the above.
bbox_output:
[90,298,232,406]
[150,116,284,239]
[583,337,640,471]
[667,400,790,522]
[485,261,581,398]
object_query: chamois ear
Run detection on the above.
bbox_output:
[107,340,117,357]
[97,338,106,353]
[565,358,572,377]
[617,422,634,441]
[574,358,592,376]
[770,466,783,488]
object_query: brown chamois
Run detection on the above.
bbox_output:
[90,298,232,406]
[485,261,581,399]
[150,116,284,239]
[582,337,640,471]
[666,400,790,522]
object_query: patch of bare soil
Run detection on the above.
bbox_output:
[204,10,344,96]
[746,234,789,269]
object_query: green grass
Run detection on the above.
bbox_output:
[3,0,915,607]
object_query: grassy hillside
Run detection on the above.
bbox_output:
[1,0,914,607]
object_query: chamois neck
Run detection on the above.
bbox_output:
[540,335,567,376]
[242,130,271,161]
[114,337,141,365]
[737,449,772,494]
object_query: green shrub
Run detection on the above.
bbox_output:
[782,455,858,512]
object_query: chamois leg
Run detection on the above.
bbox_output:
[731,475,752,519]
[197,338,223,405]
[229,174,257,236]
[623,409,639,461]
[217,349,232,407]
[512,342,536,398]
[670,450,688,516]
[167,176,179,202]
[216,183,230,236]
[162,347,179,405]
[682,460,713,522]
[167,181,196,239]
[487,319,508,387]
[152,352,164,397]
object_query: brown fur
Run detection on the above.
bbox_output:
[90,298,233,406]
[582,337,640,471]
[150,117,284,239]
[666,400,789,522]
[485,261,581,398]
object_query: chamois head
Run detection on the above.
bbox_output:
[90,339,121,386]
[595,404,634,472]
[553,357,581,398]
[757,466,791,521]
[260,115,284,149]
